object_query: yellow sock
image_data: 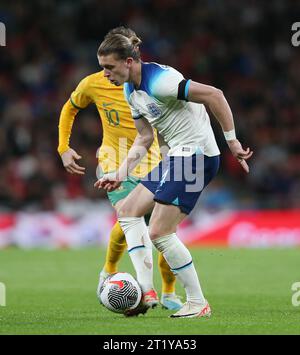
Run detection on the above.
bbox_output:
[104,221,127,274]
[158,253,176,294]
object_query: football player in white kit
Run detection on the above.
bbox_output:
[95,28,253,318]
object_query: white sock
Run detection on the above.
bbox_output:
[152,233,205,305]
[118,217,153,292]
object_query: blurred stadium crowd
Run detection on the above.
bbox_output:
[0,0,299,212]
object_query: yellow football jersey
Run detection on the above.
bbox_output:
[67,71,160,178]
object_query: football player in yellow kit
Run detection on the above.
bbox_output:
[57,27,182,311]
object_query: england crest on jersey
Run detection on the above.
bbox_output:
[146,103,162,118]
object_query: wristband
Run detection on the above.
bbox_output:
[223,129,236,141]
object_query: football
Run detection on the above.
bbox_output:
[100,272,142,314]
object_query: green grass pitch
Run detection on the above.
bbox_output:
[0,247,299,335]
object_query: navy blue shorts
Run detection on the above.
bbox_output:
[141,154,220,215]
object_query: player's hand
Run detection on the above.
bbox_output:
[227,139,253,173]
[61,148,85,175]
[94,172,122,192]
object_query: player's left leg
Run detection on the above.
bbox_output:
[158,253,183,310]
[149,203,211,319]
[144,213,182,310]
[148,154,220,318]
[104,221,126,275]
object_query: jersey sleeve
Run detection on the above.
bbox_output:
[123,84,142,120]
[58,76,93,155]
[57,100,79,155]
[151,67,191,102]
[70,77,93,109]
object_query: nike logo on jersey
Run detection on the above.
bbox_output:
[103,102,114,107]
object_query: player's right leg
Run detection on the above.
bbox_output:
[97,176,140,302]
[116,183,158,315]
[117,183,156,291]
[96,220,126,302]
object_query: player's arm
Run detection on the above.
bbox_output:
[187,81,253,173]
[118,117,154,180]
[58,100,86,175]
[94,117,154,191]
[57,77,92,175]
[58,77,93,175]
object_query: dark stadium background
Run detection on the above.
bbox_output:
[0,1,300,247]
[0,0,299,210]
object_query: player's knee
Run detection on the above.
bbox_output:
[117,201,139,218]
[148,228,160,240]
[116,202,131,217]
[149,225,172,241]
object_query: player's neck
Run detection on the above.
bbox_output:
[129,61,142,89]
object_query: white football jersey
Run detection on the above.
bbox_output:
[124,62,220,157]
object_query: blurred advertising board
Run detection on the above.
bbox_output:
[0,210,300,249]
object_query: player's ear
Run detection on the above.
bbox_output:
[125,57,134,68]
